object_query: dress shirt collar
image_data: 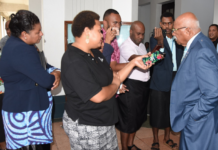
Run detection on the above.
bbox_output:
[166,35,174,41]
[186,32,201,50]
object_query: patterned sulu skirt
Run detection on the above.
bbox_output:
[63,111,119,150]
[2,91,53,149]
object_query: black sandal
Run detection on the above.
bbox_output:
[163,139,178,150]
[128,144,141,150]
[151,142,160,150]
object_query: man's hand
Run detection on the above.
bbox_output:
[50,70,61,90]
[119,84,129,94]
[154,27,164,47]
[104,27,116,44]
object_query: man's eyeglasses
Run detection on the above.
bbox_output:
[172,27,187,33]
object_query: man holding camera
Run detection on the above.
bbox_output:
[102,9,127,71]
[149,12,183,150]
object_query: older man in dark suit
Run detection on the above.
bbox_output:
[171,12,218,150]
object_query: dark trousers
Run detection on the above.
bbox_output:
[11,144,50,150]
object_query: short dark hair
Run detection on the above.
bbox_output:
[9,10,40,37]
[160,12,175,21]
[72,11,100,38]
[209,24,218,31]
[103,9,119,20]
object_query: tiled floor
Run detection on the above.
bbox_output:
[51,121,180,150]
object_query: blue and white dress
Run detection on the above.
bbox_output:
[2,67,57,149]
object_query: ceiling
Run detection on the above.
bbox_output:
[0,0,28,18]
[0,0,28,5]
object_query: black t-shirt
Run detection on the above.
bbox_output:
[213,38,218,49]
[61,45,118,126]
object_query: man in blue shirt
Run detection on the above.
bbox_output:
[149,12,183,150]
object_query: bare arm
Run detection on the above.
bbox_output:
[118,54,152,83]
[128,54,141,61]
[110,61,127,72]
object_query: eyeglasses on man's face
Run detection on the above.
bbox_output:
[172,27,187,33]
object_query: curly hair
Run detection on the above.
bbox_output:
[72,11,100,38]
[9,10,40,37]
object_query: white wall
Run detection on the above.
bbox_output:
[29,0,43,51]
[138,4,151,43]
[42,0,65,95]
[213,0,218,24]
[176,0,214,36]
[112,0,138,22]
[66,0,112,21]
[132,0,139,21]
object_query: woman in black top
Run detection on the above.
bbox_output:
[61,11,152,150]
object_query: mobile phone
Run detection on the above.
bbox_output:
[151,45,162,53]
[142,51,163,65]
[111,27,120,35]
[153,28,166,38]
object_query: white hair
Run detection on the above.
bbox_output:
[195,20,200,29]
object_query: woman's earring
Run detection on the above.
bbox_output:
[25,37,27,40]
[86,35,89,44]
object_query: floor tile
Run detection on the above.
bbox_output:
[55,134,71,150]
[141,134,180,150]
[133,139,150,150]
[52,122,65,135]
[51,121,181,150]
[135,127,164,139]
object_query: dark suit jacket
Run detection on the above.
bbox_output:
[102,43,114,64]
[0,36,55,112]
[149,36,184,92]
